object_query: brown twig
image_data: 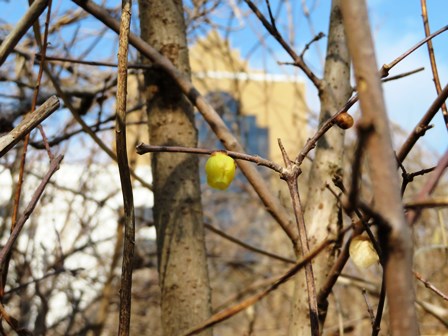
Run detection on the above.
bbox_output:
[36,54,153,69]
[0,0,49,66]
[243,0,322,90]
[204,223,295,264]
[406,148,448,225]
[115,1,135,335]
[362,289,375,327]
[380,24,448,78]
[0,96,60,158]
[398,162,436,196]
[404,197,448,209]
[381,67,425,83]
[136,143,285,174]
[281,141,319,336]
[397,84,448,163]
[300,32,325,59]
[371,274,386,336]
[0,301,32,335]
[348,122,374,210]
[414,270,448,301]
[420,0,448,130]
[0,155,63,276]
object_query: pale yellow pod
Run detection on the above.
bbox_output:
[349,235,379,269]
[205,152,236,190]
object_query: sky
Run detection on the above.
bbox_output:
[1,0,447,160]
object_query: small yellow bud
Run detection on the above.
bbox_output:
[205,152,236,190]
[349,235,379,269]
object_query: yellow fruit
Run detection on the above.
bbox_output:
[334,112,354,129]
[205,152,236,190]
[349,235,379,269]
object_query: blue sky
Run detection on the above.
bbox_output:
[1,0,447,160]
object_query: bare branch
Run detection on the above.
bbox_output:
[115,1,135,335]
[0,0,49,66]
[0,96,60,158]
[420,0,448,129]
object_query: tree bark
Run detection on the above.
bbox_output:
[288,0,351,334]
[138,1,212,335]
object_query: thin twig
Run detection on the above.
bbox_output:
[205,223,295,264]
[406,148,448,225]
[380,24,448,77]
[0,155,63,270]
[371,274,386,336]
[420,0,448,129]
[300,32,325,58]
[381,67,424,83]
[0,96,60,158]
[405,197,448,209]
[348,122,374,210]
[414,270,448,301]
[361,289,375,327]
[243,0,322,90]
[115,1,135,335]
[37,54,153,69]
[397,84,448,163]
[136,143,285,174]
[0,0,48,66]
[282,145,319,335]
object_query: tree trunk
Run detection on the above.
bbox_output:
[138,1,212,335]
[288,0,351,334]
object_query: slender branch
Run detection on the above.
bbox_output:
[371,275,386,336]
[243,0,322,90]
[0,155,63,270]
[281,140,319,335]
[115,1,135,335]
[404,197,448,210]
[406,148,448,225]
[136,143,285,174]
[0,0,49,66]
[300,32,325,58]
[414,270,448,301]
[397,84,448,163]
[0,96,60,158]
[36,54,153,69]
[420,0,448,129]
[361,289,375,327]
[381,67,424,83]
[380,24,448,77]
[204,223,295,264]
